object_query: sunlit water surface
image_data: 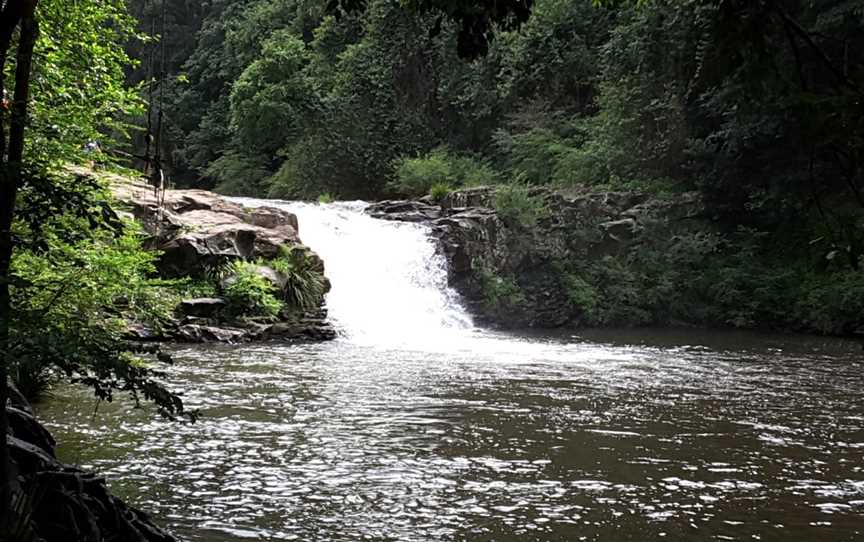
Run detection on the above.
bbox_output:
[38,201,864,541]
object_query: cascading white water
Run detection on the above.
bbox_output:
[230,199,474,345]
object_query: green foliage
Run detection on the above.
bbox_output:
[494,128,570,185]
[0,0,190,418]
[795,269,864,335]
[391,150,454,197]
[221,260,284,319]
[493,182,547,229]
[391,147,497,197]
[318,193,335,204]
[229,30,314,155]
[561,273,598,322]
[429,182,452,202]
[9,202,185,411]
[206,152,272,196]
[25,0,144,167]
[270,245,328,311]
[173,279,219,300]
[478,269,525,312]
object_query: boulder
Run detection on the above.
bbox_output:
[440,186,495,209]
[105,173,336,344]
[366,200,442,222]
[4,384,178,542]
[600,217,639,243]
[7,406,57,457]
[174,324,249,343]
[112,178,300,277]
[7,381,33,415]
[176,298,227,319]
[125,322,163,341]
[263,309,338,341]
[248,206,299,231]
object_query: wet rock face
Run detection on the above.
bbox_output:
[4,402,179,542]
[366,200,443,222]
[369,186,705,329]
[170,313,337,344]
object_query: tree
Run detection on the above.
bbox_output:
[1,0,193,529]
[0,0,40,524]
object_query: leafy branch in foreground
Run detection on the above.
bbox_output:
[9,167,192,419]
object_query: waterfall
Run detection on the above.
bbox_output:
[230,199,474,345]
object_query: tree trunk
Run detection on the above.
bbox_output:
[0,0,39,526]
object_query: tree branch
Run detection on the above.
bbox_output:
[770,2,862,95]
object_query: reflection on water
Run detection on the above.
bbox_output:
[39,330,864,541]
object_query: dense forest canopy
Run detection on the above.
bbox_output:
[135,0,863,225]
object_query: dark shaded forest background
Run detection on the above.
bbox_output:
[132,0,861,223]
[118,0,864,334]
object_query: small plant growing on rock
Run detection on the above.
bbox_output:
[429,182,452,203]
[318,193,334,204]
[222,260,284,319]
[562,272,599,323]
[478,268,526,312]
[271,245,328,311]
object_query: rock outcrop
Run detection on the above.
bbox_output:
[367,186,706,329]
[112,179,300,277]
[5,389,178,542]
[109,174,335,343]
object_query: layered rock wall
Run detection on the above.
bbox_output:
[368,187,706,328]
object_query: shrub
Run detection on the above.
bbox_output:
[318,193,334,204]
[206,151,271,196]
[493,181,547,229]
[429,182,452,202]
[390,147,498,197]
[391,148,453,196]
[270,245,328,311]
[221,260,284,318]
[478,269,526,311]
[493,127,569,184]
[562,273,598,321]
[449,154,499,188]
[174,279,219,299]
[10,221,186,409]
[794,269,864,334]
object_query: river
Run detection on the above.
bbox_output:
[39,201,864,541]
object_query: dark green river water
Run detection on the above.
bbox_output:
[39,329,864,541]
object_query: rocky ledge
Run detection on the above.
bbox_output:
[368,186,705,329]
[5,386,177,541]
[111,175,335,343]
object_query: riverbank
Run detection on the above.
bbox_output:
[368,186,864,337]
[104,169,335,344]
[5,386,178,541]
